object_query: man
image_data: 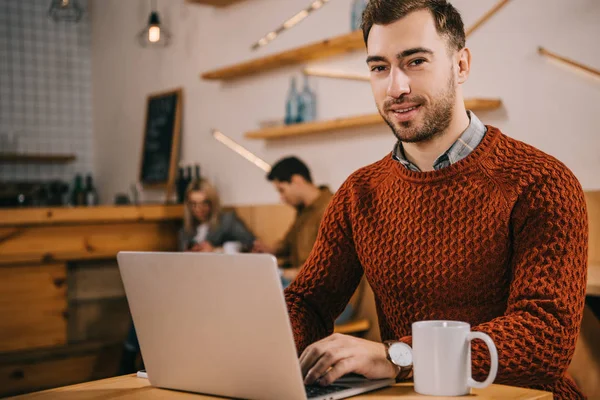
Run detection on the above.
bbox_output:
[284,1,588,399]
[253,156,333,282]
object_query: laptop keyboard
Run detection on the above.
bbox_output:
[305,384,349,399]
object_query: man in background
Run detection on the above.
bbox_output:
[253,156,332,283]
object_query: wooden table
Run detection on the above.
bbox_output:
[8,374,552,399]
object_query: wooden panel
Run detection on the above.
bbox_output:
[0,205,183,227]
[68,260,125,302]
[201,30,364,81]
[0,264,67,353]
[0,222,179,265]
[0,265,67,352]
[0,153,76,164]
[585,191,600,264]
[233,204,295,248]
[11,375,552,399]
[246,99,503,140]
[1,355,96,396]
[187,0,246,6]
[588,263,600,297]
[0,342,121,397]
[68,299,131,343]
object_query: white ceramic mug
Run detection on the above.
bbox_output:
[412,320,498,396]
[222,241,242,254]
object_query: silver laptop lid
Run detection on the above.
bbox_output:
[117,252,307,400]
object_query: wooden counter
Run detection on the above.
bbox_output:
[0,205,183,265]
[0,205,184,397]
[0,204,183,227]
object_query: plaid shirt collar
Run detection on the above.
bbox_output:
[392,111,487,172]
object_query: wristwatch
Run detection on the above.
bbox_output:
[384,341,413,378]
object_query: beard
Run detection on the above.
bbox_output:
[380,73,456,143]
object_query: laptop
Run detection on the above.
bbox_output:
[117,252,394,400]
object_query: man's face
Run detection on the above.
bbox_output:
[367,10,463,143]
[273,178,302,207]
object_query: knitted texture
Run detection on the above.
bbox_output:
[284,126,588,399]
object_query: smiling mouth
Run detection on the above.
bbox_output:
[389,104,421,114]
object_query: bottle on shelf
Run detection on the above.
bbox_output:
[186,165,193,184]
[176,167,187,204]
[84,174,99,206]
[194,164,201,180]
[71,174,85,206]
[298,75,317,123]
[284,77,300,125]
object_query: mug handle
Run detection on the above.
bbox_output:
[467,332,498,389]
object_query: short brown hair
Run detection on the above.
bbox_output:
[361,0,466,52]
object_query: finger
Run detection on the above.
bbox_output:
[299,335,339,374]
[299,333,343,370]
[318,358,355,386]
[300,345,324,378]
[305,348,348,385]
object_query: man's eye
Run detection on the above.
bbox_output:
[409,59,426,66]
[370,65,387,72]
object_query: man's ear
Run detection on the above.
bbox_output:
[290,174,303,185]
[456,47,471,85]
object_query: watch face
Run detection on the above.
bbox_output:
[389,342,412,367]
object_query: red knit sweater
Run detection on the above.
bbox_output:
[284,126,588,399]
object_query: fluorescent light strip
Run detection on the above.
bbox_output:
[212,129,271,172]
[251,0,329,51]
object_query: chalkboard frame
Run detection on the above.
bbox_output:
[138,88,183,194]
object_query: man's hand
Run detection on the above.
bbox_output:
[252,240,274,254]
[300,333,399,386]
[188,243,201,252]
[197,241,214,252]
[188,242,214,252]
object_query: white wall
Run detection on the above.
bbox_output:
[91,0,600,205]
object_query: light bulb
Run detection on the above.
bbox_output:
[148,26,161,43]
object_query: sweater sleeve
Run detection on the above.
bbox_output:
[284,181,364,354]
[466,169,588,386]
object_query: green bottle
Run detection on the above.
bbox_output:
[71,174,85,206]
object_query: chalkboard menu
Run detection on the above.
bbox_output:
[139,88,182,189]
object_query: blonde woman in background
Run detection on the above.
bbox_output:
[180,178,255,252]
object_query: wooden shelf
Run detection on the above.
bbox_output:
[186,0,246,7]
[201,30,364,81]
[246,98,503,140]
[0,153,76,164]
